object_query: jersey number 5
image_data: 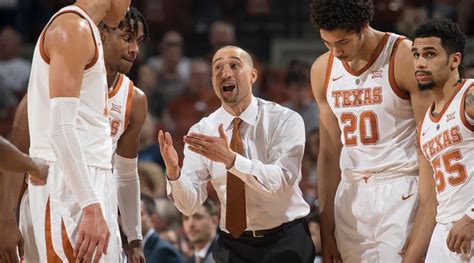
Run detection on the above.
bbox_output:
[431,149,467,193]
[341,111,379,146]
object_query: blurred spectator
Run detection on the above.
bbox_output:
[204,21,236,62]
[138,161,166,198]
[306,209,322,263]
[283,68,319,135]
[138,113,165,168]
[141,194,182,263]
[301,128,320,206]
[395,4,428,37]
[137,65,167,118]
[147,30,190,101]
[155,197,182,239]
[166,59,220,160]
[0,26,31,93]
[182,199,219,263]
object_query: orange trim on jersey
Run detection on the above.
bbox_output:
[323,53,335,96]
[61,219,75,262]
[45,198,62,262]
[109,74,125,98]
[460,83,474,132]
[342,33,390,76]
[417,111,428,151]
[124,81,135,129]
[39,10,98,70]
[429,79,466,123]
[389,36,410,100]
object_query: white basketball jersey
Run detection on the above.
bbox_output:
[325,33,418,179]
[108,73,134,153]
[419,79,474,224]
[27,5,113,169]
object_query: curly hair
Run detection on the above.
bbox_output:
[100,7,150,39]
[309,0,374,33]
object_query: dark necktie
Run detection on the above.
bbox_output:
[225,118,247,238]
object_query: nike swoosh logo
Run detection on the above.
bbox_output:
[332,75,344,81]
[402,194,415,200]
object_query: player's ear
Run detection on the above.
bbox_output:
[450,52,462,71]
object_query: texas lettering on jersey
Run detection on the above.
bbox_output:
[421,125,463,160]
[331,87,383,108]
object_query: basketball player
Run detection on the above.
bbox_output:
[403,18,473,262]
[309,0,433,262]
[3,7,148,262]
[100,8,149,262]
[25,0,130,262]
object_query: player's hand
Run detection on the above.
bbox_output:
[74,203,110,263]
[321,232,342,263]
[127,240,145,263]
[184,124,236,168]
[447,215,474,254]
[28,158,49,185]
[158,130,180,180]
[0,217,24,263]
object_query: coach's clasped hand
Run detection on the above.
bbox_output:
[184,123,236,169]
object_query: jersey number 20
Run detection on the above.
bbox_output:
[341,111,379,146]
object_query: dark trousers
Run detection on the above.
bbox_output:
[212,218,315,263]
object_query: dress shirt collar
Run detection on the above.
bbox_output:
[216,96,258,130]
[143,228,155,245]
[195,238,213,259]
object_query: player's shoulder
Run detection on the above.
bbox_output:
[46,12,92,39]
[311,51,332,77]
[310,51,332,101]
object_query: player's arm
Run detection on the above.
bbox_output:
[0,95,47,263]
[44,14,109,262]
[114,87,147,258]
[395,39,437,261]
[311,53,343,263]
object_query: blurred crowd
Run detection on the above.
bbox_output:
[0,0,473,262]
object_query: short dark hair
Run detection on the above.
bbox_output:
[141,194,157,216]
[100,7,149,39]
[202,199,218,216]
[309,0,374,33]
[414,18,466,73]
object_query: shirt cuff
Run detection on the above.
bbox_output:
[466,206,474,220]
[228,154,252,179]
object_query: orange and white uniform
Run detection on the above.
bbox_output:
[109,73,134,153]
[419,79,474,262]
[325,33,419,262]
[24,5,121,262]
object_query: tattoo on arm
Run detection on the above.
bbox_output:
[465,91,474,109]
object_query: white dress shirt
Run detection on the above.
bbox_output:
[167,97,310,232]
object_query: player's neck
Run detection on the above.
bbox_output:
[351,28,384,65]
[432,74,462,112]
[74,0,109,25]
[107,70,120,90]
